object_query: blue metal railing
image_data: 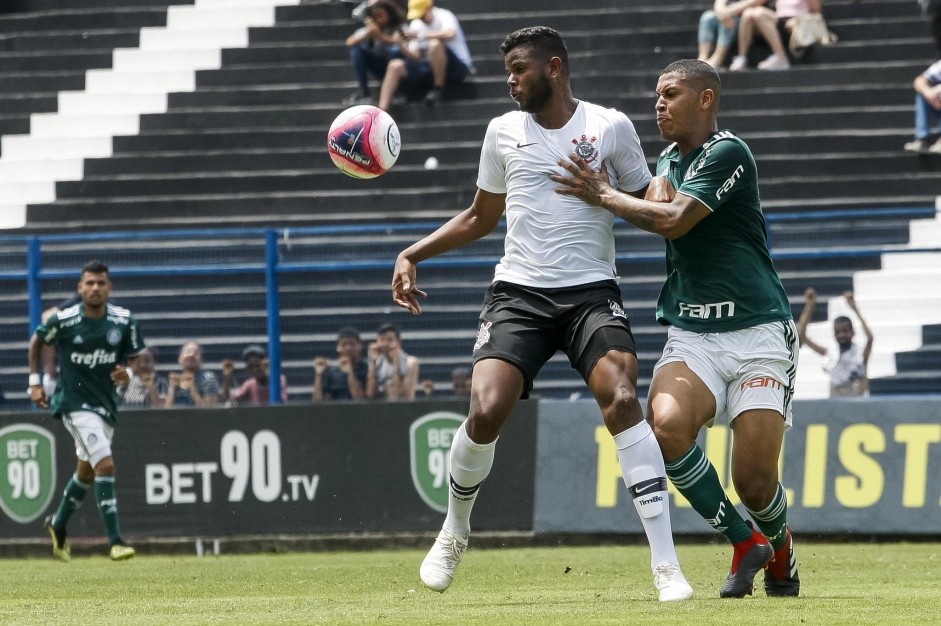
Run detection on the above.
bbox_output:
[3,205,938,404]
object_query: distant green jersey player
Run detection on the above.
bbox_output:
[28,260,141,562]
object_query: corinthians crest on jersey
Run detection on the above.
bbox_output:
[571,134,599,164]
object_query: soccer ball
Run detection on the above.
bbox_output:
[326,105,401,179]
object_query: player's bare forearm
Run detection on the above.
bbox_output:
[599,190,685,236]
[27,335,44,376]
[393,190,504,314]
[552,155,704,239]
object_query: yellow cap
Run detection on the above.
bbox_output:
[407,0,432,20]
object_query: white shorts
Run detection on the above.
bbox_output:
[62,410,115,467]
[654,320,799,428]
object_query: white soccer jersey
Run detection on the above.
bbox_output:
[477,101,651,288]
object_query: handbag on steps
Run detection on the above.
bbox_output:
[788,13,838,58]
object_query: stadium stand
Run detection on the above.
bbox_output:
[0,0,939,408]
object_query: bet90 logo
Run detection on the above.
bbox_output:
[409,412,464,513]
[0,424,57,523]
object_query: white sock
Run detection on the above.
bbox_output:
[443,421,496,537]
[614,420,680,571]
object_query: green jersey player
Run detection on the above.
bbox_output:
[28,260,142,562]
[553,59,799,599]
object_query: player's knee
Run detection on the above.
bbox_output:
[651,414,697,459]
[94,456,115,476]
[733,473,777,509]
[600,385,642,432]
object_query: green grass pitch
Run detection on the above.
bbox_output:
[3,542,938,625]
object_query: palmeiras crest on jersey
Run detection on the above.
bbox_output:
[571,134,599,164]
[409,412,465,513]
[107,328,122,346]
[0,424,57,524]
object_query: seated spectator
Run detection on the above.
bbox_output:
[343,0,409,105]
[730,0,821,71]
[165,341,220,407]
[312,326,369,401]
[230,355,288,406]
[377,0,473,110]
[903,58,941,154]
[797,288,874,397]
[450,366,471,397]
[367,323,420,400]
[698,0,768,69]
[220,344,266,403]
[119,347,168,408]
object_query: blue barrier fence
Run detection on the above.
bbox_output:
[2,205,938,405]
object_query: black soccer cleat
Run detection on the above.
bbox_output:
[764,528,800,597]
[720,523,773,598]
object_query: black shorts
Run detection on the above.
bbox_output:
[472,280,636,398]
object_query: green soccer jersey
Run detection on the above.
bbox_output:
[655,130,791,332]
[36,302,145,425]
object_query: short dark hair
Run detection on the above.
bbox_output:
[834,316,854,328]
[81,260,109,277]
[242,344,266,360]
[500,26,568,71]
[376,322,400,338]
[338,326,361,340]
[661,59,722,108]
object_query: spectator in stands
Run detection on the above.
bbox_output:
[391,27,692,601]
[165,341,220,407]
[450,366,471,397]
[797,288,874,396]
[729,0,821,71]
[377,0,473,110]
[312,326,369,401]
[343,0,409,105]
[231,356,288,406]
[119,347,167,408]
[366,322,420,400]
[698,0,769,69]
[903,59,941,154]
[221,344,261,403]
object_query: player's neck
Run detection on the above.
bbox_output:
[676,125,718,157]
[532,95,577,130]
[82,302,107,319]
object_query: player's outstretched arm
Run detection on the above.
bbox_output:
[551,155,709,239]
[392,189,506,315]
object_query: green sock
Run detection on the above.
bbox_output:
[747,482,788,550]
[94,476,123,546]
[665,444,753,543]
[53,474,91,529]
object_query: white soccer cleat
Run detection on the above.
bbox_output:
[419,528,468,592]
[653,560,694,602]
